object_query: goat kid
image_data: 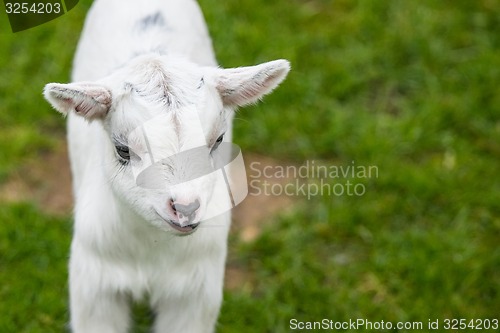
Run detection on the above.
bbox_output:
[44,0,289,332]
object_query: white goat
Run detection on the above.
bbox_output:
[43,0,289,332]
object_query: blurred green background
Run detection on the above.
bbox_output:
[0,0,499,332]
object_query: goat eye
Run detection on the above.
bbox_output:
[211,134,224,152]
[115,145,130,162]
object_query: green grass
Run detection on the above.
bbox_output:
[1,0,499,332]
[0,203,70,333]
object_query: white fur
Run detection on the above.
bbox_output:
[43,0,289,332]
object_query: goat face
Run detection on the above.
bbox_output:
[44,54,290,235]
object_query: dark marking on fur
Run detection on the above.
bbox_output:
[138,12,166,31]
[197,77,205,89]
[123,82,135,93]
[220,88,235,97]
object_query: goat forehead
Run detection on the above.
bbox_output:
[115,103,221,151]
[108,59,223,147]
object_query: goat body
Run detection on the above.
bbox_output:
[44,0,289,332]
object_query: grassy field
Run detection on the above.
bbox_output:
[1,0,499,332]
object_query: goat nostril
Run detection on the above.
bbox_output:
[169,199,176,211]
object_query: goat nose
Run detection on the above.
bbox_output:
[170,199,200,221]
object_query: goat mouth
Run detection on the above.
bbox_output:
[167,219,200,234]
[154,211,200,234]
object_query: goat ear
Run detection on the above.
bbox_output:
[43,82,112,120]
[216,59,290,107]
